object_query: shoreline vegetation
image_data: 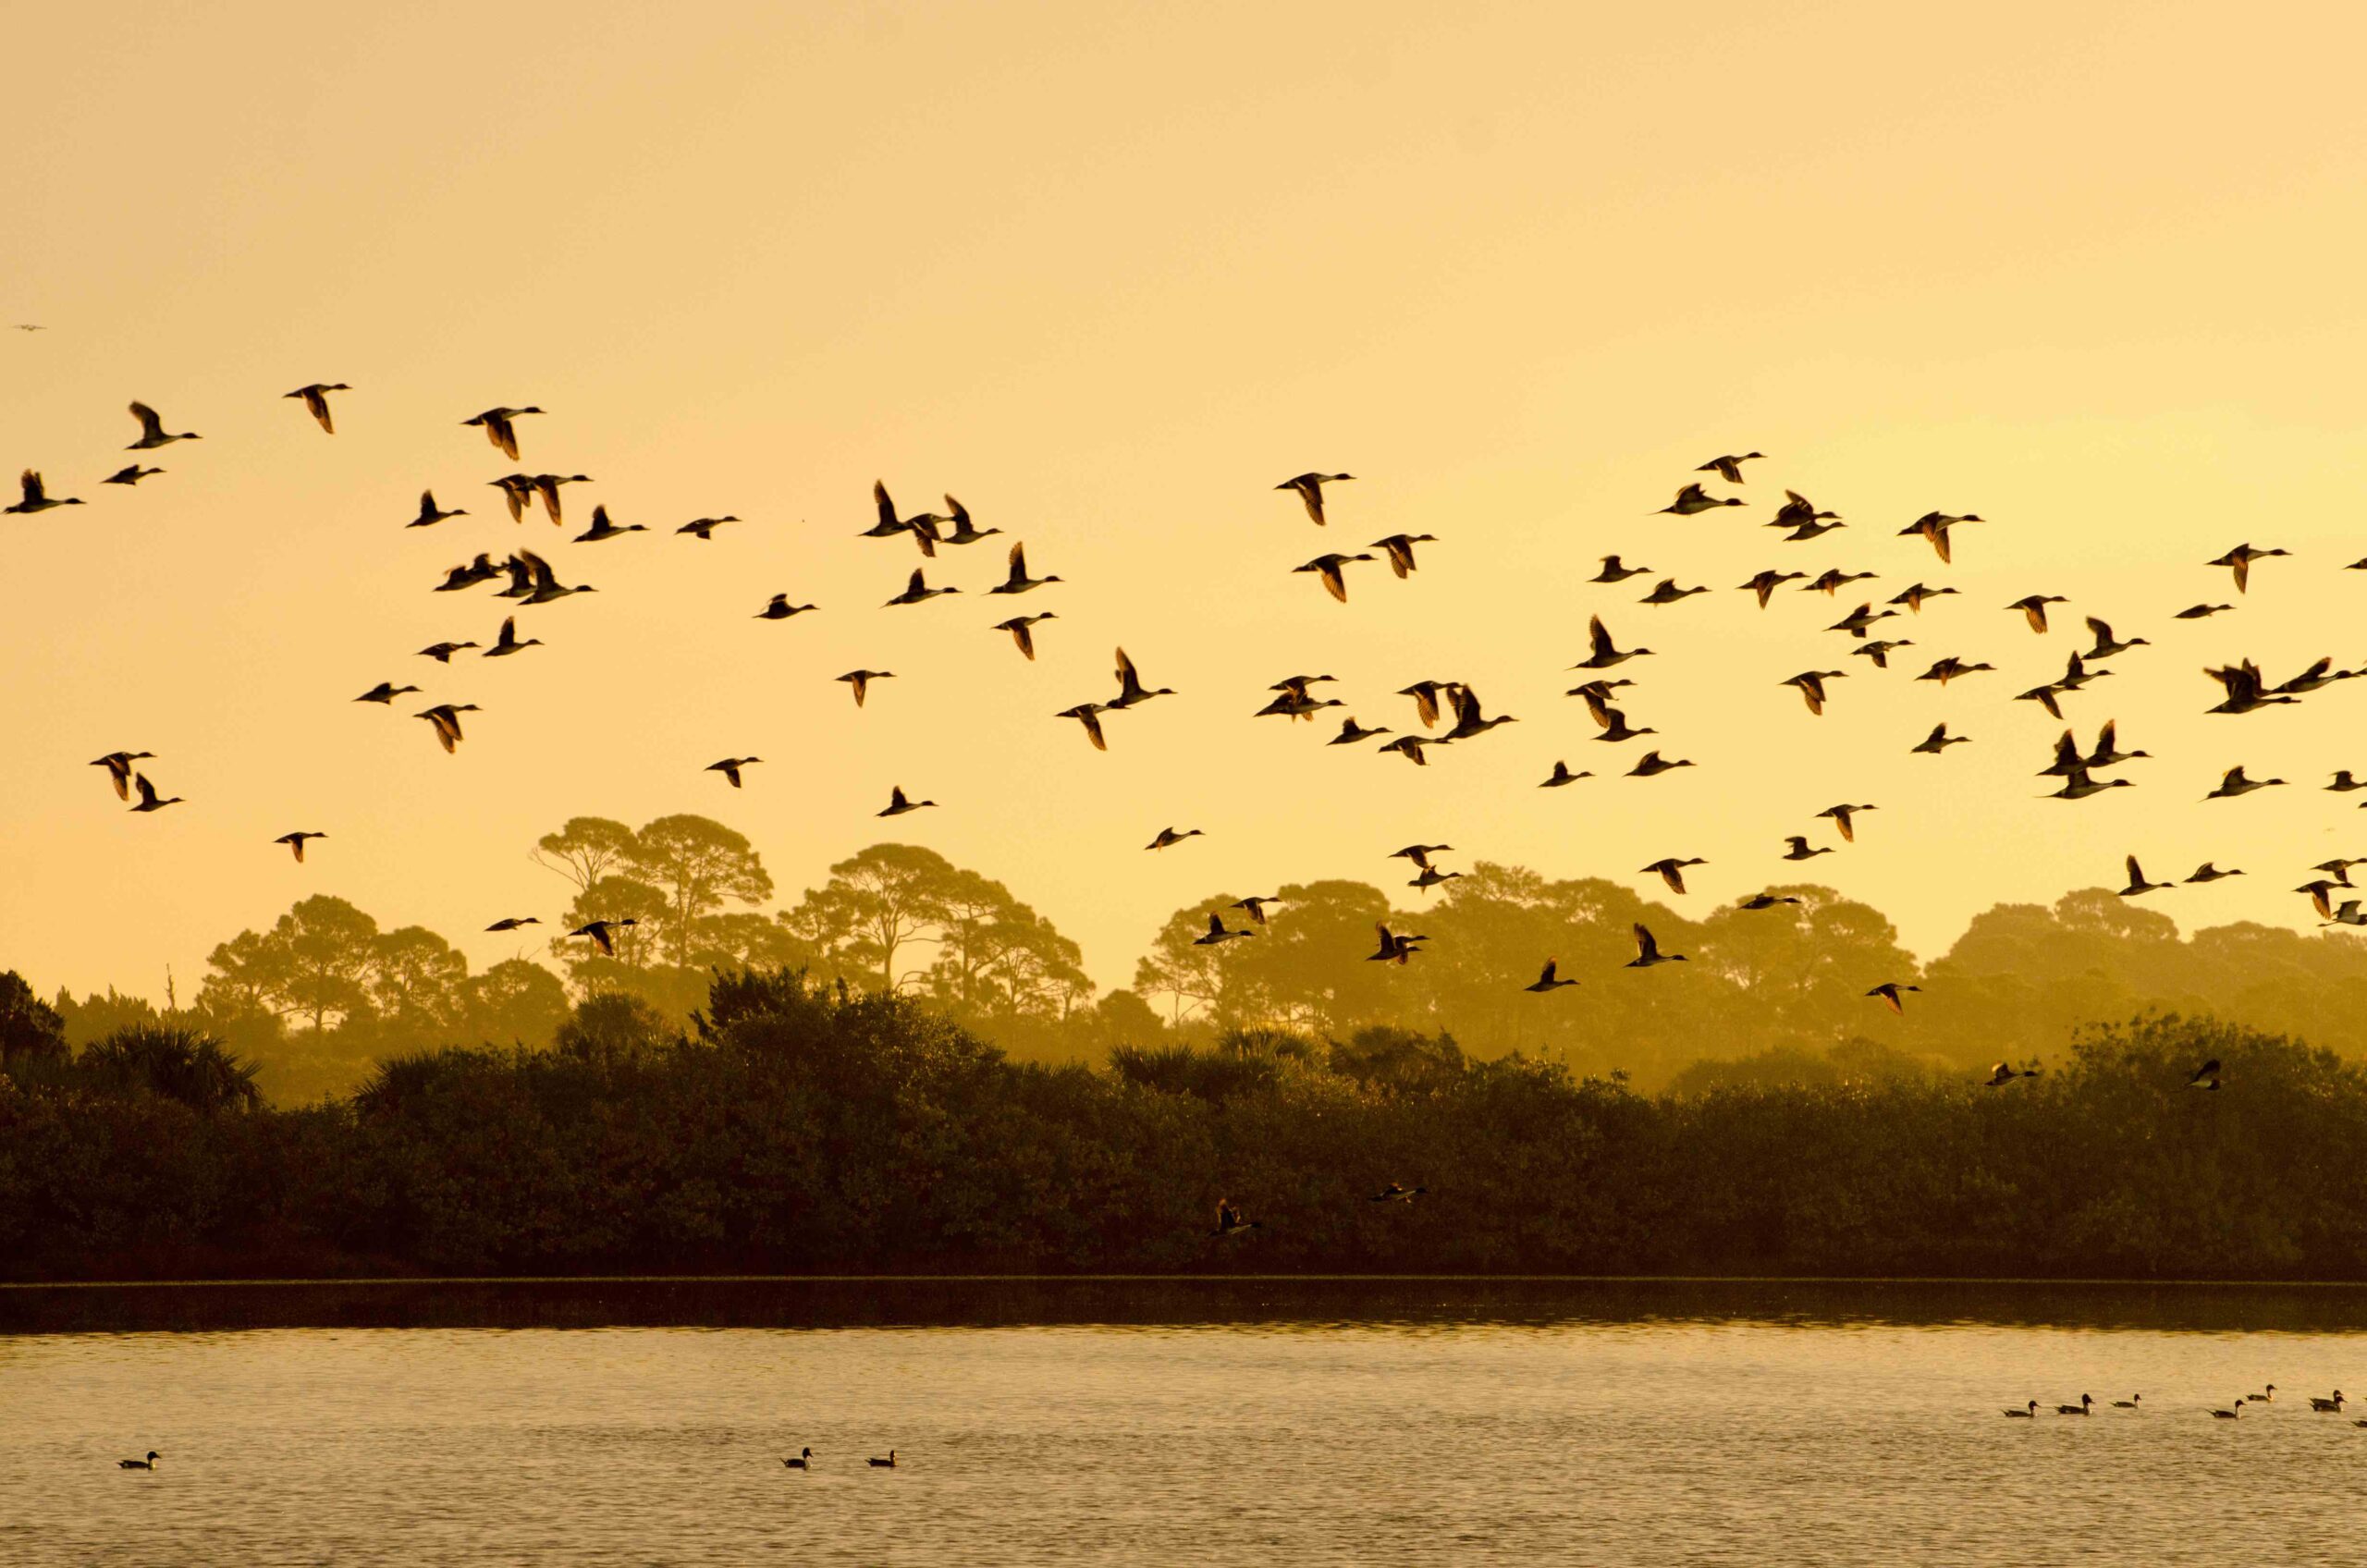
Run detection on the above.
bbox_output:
[7,965,2367,1285]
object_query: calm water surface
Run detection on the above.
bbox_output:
[6,1280,2367,1565]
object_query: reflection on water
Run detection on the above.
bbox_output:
[6,1281,2367,1565]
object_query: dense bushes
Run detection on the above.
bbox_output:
[3,974,2362,1280]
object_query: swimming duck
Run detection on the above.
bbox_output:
[415,704,481,754]
[483,615,542,657]
[1294,552,1375,603]
[354,681,421,704]
[1660,483,1742,515]
[784,1448,815,1469]
[993,613,1055,657]
[570,918,637,956]
[485,916,541,932]
[1639,578,1709,606]
[2211,1401,2241,1419]
[2112,1396,2141,1409]
[1695,452,1764,484]
[1539,760,1591,788]
[1816,803,1876,842]
[1889,583,1957,614]
[1057,704,1109,752]
[1626,750,1695,778]
[126,400,200,448]
[273,831,327,863]
[1912,723,1970,755]
[1371,533,1437,577]
[89,752,155,801]
[1739,570,1807,606]
[2205,766,2285,801]
[869,1451,899,1468]
[1593,556,1653,582]
[104,464,164,485]
[1193,913,1255,946]
[1782,837,1832,863]
[1899,511,1980,563]
[2007,594,2068,633]
[284,383,348,434]
[1626,923,1687,968]
[463,406,542,459]
[1525,960,1578,993]
[1146,827,1204,851]
[1781,670,1846,715]
[1277,472,1354,524]
[2311,1392,2346,1412]
[2056,1394,2093,1415]
[2209,544,2289,594]
[2245,1385,2275,1403]
[2118,856,2173,897]
[706,757,762,788]
[2002,1402,2038,1418]
[878,787,937,817]
[129,774,183,812]
[6,470,82,513]
[1331,717,1391,745]
[117,1452,160,1470]
[1640,856,1707,894]
[989,542,1061,594]
[1108,649,1175,708]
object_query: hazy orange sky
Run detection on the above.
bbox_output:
[7,1,2367,1000]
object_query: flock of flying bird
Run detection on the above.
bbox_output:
[25,387,2367,1089]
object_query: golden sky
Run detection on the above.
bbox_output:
[7,1,2367,999]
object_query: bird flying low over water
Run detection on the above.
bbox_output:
[1277,472,1353,524]
[463,406,542,459]
[706,757,761,788]
[273,831,327,863]
[284,383,348,434]
[6,470,81,512]
[1146,827,1204,851]
[571,917,637,956]
[1866,982,1921,1013]
[878,786,937,816]
[993,613,1055,658]
[89,752,154,801]
[126,400,200,448]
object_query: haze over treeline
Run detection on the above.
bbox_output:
[18,813,2367,1103]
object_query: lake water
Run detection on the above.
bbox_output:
[6,1280,2367,1565]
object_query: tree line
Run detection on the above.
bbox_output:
[24,810,2367,1104]
[5,969,2363,1280]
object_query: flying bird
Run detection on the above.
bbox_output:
[1661,483,1742,516]
[878,786,937,816]
[273,831,327,863]
[103,464,163,485]
[571,917,637,956]
[1371,533,1437,577]
[1866,982,1922,1013]
[1525,960,1579,993]
[283,383,349,434]
[1695,452,1764,484]
[706,757,762,788]
[1146,827,1205,850]
[463,406,543,459]
[993,614,1055,658]
[1277,472,1354,524]
[125,400,200,448]
[354,681,422,704]
[129,774,182,813]
[989,542,1062,594]
[5,471,82,513]
[89,752,154,802]
[837,670,894,707]
[1294,552,1375,603]
[1626,924,1686,968]
[678,515,740,541]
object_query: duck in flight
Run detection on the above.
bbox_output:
[1817,803,1875,842]
[1916,656,1995,686]
[2185,863,2243,884]
[1372,533,1438,577]
[1367,923,1428,964]
[2007,594,2068,633]
[2046,765,2132,801]
[463,406,543,459]
[485,916,541,933]
[1739,570,1807,606]
[90,751,155,801]
[677,515,740,541]
[284,383,349,434]
[884,568,958,606]
[1593,556,1652,582]
[1539,760,1591,788]
[993,613,1055,658]
[1146,827,1204,851]
[126,400,200,448]
[1371,1182,1429,1201]
[1194,912,1255,945]
[1641,856,1707,895]
[1695,452,1764,484]
[1828,603,1896,638]
[837,670,893,707]
[1230,896,1282,925]
[2176,603,2235,619]
[988,542,1061,594]
[756,594,817,620]
[273,831,327,864]
[1802,569,1877,595]
[6,470,82,513]
[1912,723,1970,755]
[1639,578,1709,606]
[1866,982,1922,1013]
[2202,661,2297,716]
[1626,924,1686,968]
[1626,750,1695,778]
[571,918,637,956]
[417,642,477,663]
[1108,648,1176,709]
[1782,837,1833,863]
[1525,960,1578,993]
[1782,670,1846,715]
[409,490,466,529]
[706,757,762,789]
[1331,717,1391,746]
[1661,483,1742,515]
[878,786,937,817]
[1212,1199,1263,1236]
[103,464,163,485]
[2209,543,2289,594]
[1889,583,1957,614]
[1574,615,1653,670]
[1294,552,1376,603]
[2118,856,2173,897]
[2205,766,2286,800]
[483,616,542,657]
[129,774,182,813]
[415,704,480,754]
[2083,617,2149,659]
[576,506,647,543]
[938,496,999,545]
[1056,704,1109,752]
[1738,892,1802,911]
[433,555,502,593]
[1380,735,1446,766]
[1899,511,1980,563]
[1277,472,1353,524]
